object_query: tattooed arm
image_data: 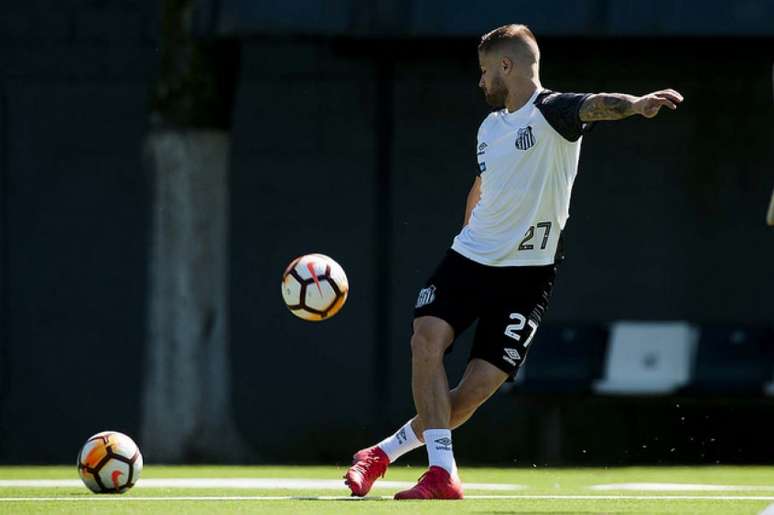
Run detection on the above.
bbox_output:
[579,89,684,122]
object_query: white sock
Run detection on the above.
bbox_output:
[423,429,455,476]
[376,421,423,463]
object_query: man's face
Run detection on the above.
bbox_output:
[478,51,508,108]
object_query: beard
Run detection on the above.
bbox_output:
[482,76,508,108]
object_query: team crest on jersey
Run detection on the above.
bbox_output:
[416,285,436,308]
[515,125,536,150]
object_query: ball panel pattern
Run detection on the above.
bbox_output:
[305,279,337,311]
[97,459,131,492]
[281,273,304,309]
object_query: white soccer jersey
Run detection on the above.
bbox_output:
[451,88,592,267]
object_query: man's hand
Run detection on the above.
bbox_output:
[579,89,684,122]
[632,89,684,118]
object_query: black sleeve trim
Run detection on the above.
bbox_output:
[534,90,594,142]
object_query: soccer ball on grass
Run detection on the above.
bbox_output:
[77,431,143,493]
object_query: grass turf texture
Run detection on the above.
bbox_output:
[2,465,774,514]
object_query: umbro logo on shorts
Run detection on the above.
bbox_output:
[503,347,522,367]
[515,125,535,150]
[416,285,436,308]
[434,437,452,450]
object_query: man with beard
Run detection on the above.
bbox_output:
[344,24,683,500]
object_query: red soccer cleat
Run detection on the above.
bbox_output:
[394,466,464,500]
[343,446,389,497]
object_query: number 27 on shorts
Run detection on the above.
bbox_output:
[504,313,538,348]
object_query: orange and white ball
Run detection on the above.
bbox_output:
[281,254,349,321]
[77,431,143,493]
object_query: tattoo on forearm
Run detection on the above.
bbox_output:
[579,94,637,121]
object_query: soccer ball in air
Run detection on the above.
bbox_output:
[77,431,143,493]
[281,253,349,321]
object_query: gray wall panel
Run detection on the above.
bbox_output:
[229,43,380,459]
[1,79,150,462]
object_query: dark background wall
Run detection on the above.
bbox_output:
[0,0,158,462]
[212,0,774,37]
[1,1,772,463]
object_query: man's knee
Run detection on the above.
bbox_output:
[410,331,445,361]
[410,320,452,361]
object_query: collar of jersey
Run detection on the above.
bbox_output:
[502,87,543,118]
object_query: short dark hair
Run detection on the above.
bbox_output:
[478,24,540,64]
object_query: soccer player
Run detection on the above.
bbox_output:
[344,24,683,500]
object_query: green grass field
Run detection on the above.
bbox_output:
[2,465,774,514]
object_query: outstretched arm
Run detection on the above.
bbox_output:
[579,89,684,122]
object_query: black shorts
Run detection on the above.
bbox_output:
[413,249,559,380]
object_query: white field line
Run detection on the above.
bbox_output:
[591,483,774,492]
[0,495,774,502]
[0,478,522,491]
[6,479,774,493]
